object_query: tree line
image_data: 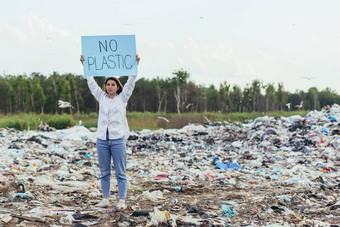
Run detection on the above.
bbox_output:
[0,70,339,115]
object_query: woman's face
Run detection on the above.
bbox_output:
[106,79,119,96]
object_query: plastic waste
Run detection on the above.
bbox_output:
[173,186,182,192]
[60,213,75,224]
[141,190,166,202]
[13,191,33,199]
[149,207,167,225]
[221,205,237,217]
[1,105,340,226]
[216,162,242,169]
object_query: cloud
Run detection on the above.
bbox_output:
[181,38,257,77]
[184,36,199,50]
[206,42,234,61]
[4,22,27,42]
[141,37,258,82]
[0,12,82,75]
[2,12,79,46]
[26,12,79,43]
[234,55,256,76]
[146,41,175,49]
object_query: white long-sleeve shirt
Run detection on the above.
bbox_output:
[86,76,137,140]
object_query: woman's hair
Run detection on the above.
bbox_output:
[105,77,123,95]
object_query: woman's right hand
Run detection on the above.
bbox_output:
[80,55,84,65]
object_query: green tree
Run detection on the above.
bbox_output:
[57,76,72,114]
[151,77,168,113]
[32,76,46,113]
[1,71,340,114]
[43,73,59,113]
[306,87,319,110]
[250,80,262,112]
[206,84,219,112]
[264,83,276,112]
[318,87,337,108]
[219,82,231,113]
[288,92,302,110]
[12,75,32,112]
[276,83,287,111]
[0,79,16,114]
[243,86,252,112]
[230,85,242,112]
[172,69,190,114]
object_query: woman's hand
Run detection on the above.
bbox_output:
[136,54,140,65]
[80,55,84,65]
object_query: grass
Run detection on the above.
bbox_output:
[0,113,76,130]
[0,110,309,131]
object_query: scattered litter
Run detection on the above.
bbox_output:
[0,105,339,225]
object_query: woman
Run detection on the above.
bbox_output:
[80,54,140,209]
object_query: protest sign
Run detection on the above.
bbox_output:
[81,35,137,76]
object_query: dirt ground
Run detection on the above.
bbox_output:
[1,155,339,226]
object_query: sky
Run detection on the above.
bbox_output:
[1,0,340,93]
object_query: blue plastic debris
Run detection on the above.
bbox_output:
[13,193,28,199]
[329,116,336,120]
[323,128,329,134]
[84,153,91,158]
[173,187,182,192]
[256,169,269,174]
[212,157,220,164]
[270,175,278,180]
[51,148,63,152]
[216,162,242,169]
[216,162,225,169]
[221,204,237,217]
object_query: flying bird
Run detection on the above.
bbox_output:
[158,116,169,123]
[75,120,82,126]
[58,100,73,108]
[45,35,53,41]
[295,101,303,109]
[286,103,291,109]
[186,103,192,109]
[303,76,314,80]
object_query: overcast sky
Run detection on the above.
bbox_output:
[1,0,339,93]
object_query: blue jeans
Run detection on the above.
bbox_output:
[96,136,127,199]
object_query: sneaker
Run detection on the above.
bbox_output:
[95,198,110,208]
[117,200,127,210]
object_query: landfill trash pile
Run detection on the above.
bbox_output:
[0,105,339,226]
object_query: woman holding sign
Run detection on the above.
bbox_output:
[80,54,140,209]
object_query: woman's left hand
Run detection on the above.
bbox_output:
[136,54,140,65]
